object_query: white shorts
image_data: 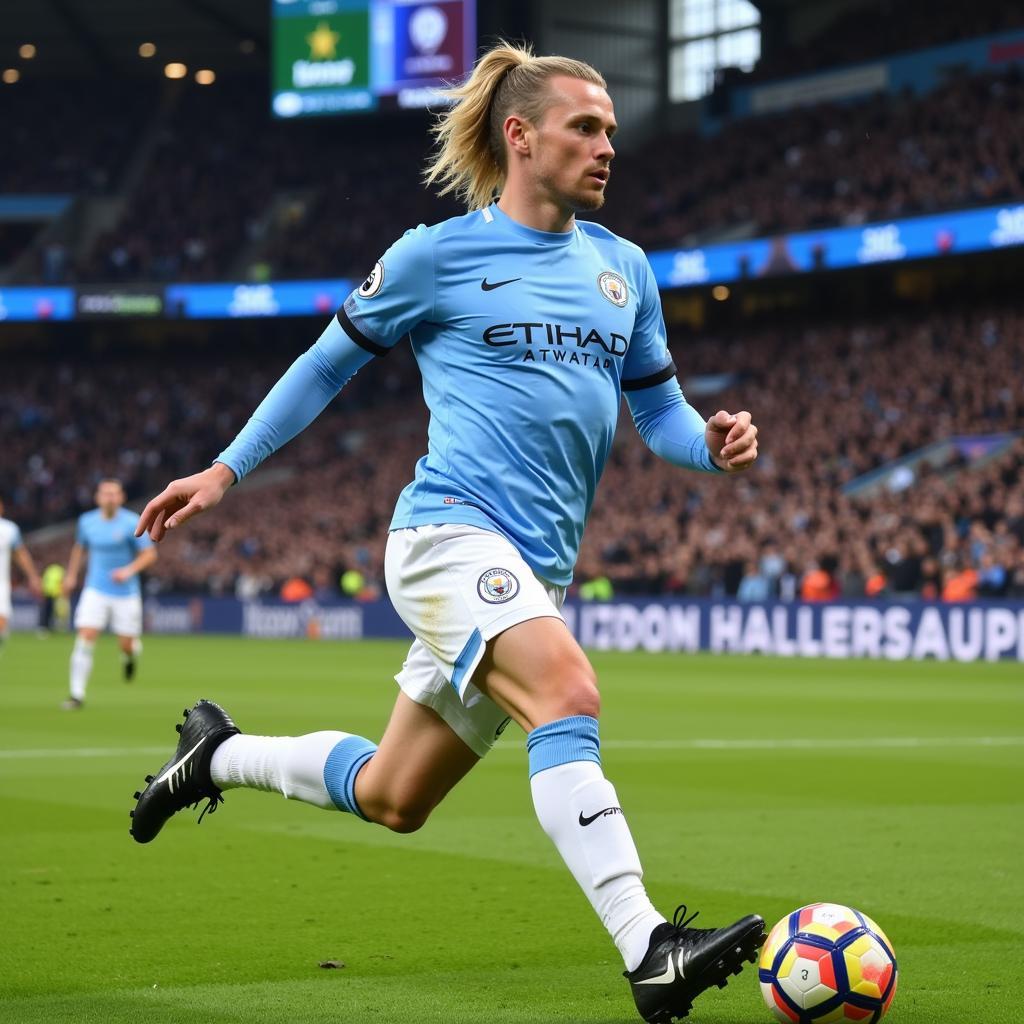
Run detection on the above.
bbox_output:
[73,587,143,637]
[384,524,565,758]
[0,588,10,619]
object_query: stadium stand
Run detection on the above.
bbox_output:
[747,0,1024,83]
[0,79,157,195]
[1,7,1021,609]
[3,62,1022,282]
[602,67,1024,248]
[7,306,1022,601]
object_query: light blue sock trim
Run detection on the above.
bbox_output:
[323,736,377,819]
[526,715,601,778]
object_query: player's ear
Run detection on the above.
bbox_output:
[503,114,531,157]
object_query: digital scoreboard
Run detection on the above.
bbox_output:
[271,0,476,117]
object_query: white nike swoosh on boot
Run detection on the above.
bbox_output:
[156,737,205,788]
[636,958,676,985]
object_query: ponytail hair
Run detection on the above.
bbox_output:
[424,41,606,211]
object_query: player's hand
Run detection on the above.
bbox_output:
[705,409,758,472]
[61,576,77,598]
[28,578,43,599]
[136,463,237,542]
[111,567,132,583]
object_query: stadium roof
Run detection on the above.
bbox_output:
[0,0,267,78]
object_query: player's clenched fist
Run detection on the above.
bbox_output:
[705,409,758,472]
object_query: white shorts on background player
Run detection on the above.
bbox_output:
[385,524,566,758]
[0,592,11,619]
[73,587,143,637]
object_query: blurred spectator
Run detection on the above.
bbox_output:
[800,559,840,602]
[737,561,772,602]
[280,576,313,603]
[942,561,979,602]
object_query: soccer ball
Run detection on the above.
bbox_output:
[758,903,897,1023]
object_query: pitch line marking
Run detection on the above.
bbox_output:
[0,737,1022,761]
[0,746,168,760]
[589,736,1024,751]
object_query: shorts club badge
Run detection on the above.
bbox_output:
[477,568,520,603]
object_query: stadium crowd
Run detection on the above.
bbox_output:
[5,305,1022,603]
[746,0,1024,83]
[0,80,157,196]
[603,66,1024,248]
[7,61,1022,283]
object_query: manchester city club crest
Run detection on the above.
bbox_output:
[358,260,384,298]
[597,270,628,307]
[477,567,520,604]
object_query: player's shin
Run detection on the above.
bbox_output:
[527,716,666,971]
[69,635,95,700]
[210,731,377,816]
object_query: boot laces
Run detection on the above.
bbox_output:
[673,903,717,940]
[194,791,224,824]
[672,904,700,931]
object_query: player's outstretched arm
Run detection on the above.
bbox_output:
[136,463,236,542]
[137,316,376,542]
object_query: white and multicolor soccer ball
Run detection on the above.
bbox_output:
[758,903,898,1023]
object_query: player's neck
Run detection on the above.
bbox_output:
[99,508,117,520]
[496,189,575,235]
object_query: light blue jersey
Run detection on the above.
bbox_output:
[219,203,717,585]
[76,508,152,597]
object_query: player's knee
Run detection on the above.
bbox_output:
[377,801,431,834]
[549,659,601,721]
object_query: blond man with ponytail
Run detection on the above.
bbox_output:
[131,41,763,1023]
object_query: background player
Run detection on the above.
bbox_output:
[0,496,42,649]
[62,478,156,709]
[38,562,67,635]
[128,44,761,1023]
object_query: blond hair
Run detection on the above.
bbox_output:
[424,42,606,211]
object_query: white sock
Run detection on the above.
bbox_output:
[531,760,666,971]
[70,637,95,700]
[210,731,354,810]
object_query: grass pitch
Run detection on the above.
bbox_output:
[0,634,1021,1023]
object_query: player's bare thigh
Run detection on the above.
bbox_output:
[78,626,100,642]
[473,616,600,732]
[355,691,480,833]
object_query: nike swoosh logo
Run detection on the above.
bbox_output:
[156,737,205,792]
[633,949,685,986]
[635,957,676,985]
[578,806,623,827]
[481,277,521,291]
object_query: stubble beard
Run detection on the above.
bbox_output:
[563,180,607,213]
[574,189,606,212]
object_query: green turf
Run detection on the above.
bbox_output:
[0,635,1021,1022]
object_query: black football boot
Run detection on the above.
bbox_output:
[129,700,240,844]
[626,904,766,1022]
